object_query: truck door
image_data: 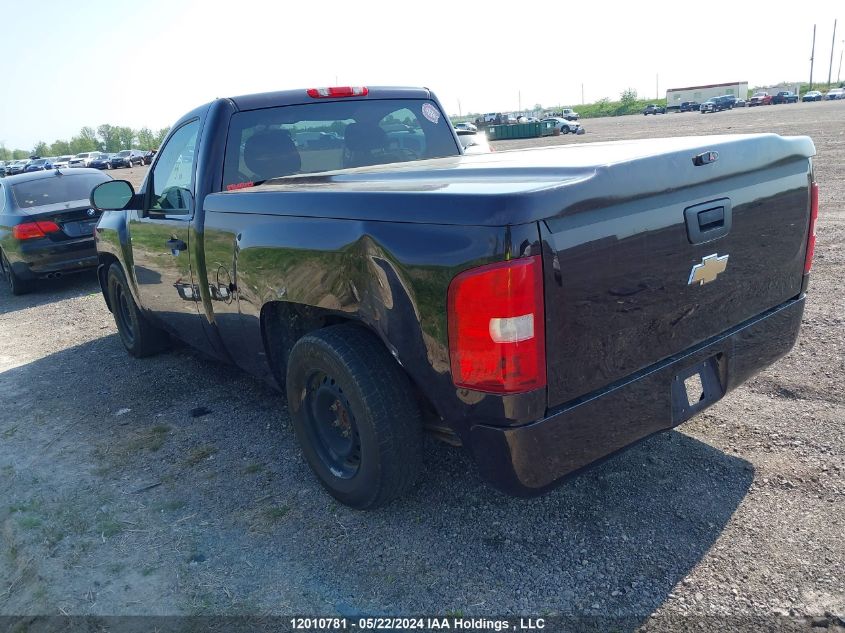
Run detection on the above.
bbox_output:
[128,119,210,352]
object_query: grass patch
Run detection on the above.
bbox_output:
[243,462,263,475]
[9,500,40,513]
[185,445,218,466]
[2,425,17,438]
[263,505,290,522]
[18,516,42,529]
[97,518,123,538]
[153,499,186,513]
[127,425,172,453]
[142,566,157,577]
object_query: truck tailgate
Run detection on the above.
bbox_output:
[541,135,814,408]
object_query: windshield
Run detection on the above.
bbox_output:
[12,172,109,209]
[223,98,460,190]
[30,159,47,165]
[118,150,131,156]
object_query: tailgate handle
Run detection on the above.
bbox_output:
[697,206,724,231]
[684,198,732,244]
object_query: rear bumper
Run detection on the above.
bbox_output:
[9,237,98,279]
[469,297,805,496]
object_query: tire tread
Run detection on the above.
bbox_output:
[288,324,423,509]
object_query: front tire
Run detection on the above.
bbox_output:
[286,324,423,509]
[107,263,169,357]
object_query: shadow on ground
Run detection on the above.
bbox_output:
[0,271,100,315]
[0,333,753,625]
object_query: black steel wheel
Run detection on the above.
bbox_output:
[106,263,169,357]
[286,324,423,509]
[302,371,362,479]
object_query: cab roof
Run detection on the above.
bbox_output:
[227,86,433,112]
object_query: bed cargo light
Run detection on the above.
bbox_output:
[306,86,369,98]
[804,182,819,274]
[447,255,546,394]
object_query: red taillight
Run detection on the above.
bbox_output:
[306,86,369,99]
[804,182,819,274]
[447,255,546,394]
[12,221,61,240]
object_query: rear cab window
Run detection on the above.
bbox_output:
[11,173,109,209]
[222,99,460,191]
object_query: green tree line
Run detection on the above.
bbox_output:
[0,123,170,161]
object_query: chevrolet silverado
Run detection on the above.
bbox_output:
[90,86,818,509]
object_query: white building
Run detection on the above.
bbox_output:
[665,81,749,105]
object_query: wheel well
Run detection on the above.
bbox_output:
[260,301,353,388]
[260,301,442,430]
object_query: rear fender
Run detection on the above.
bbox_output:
[230,216,544,439]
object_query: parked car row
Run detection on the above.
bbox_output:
[0,149,156,177]
[664,87,842,115]
[473,108,580,127]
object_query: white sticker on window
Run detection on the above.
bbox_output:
[421,103,440,124]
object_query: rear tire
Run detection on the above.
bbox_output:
[286,324,423,509]
[2,251,31,296]
[107,263,169,357]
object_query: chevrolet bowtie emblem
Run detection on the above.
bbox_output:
[688,253,729,286]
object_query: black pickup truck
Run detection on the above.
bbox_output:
[91,86,818,509]
[772,91,799,104]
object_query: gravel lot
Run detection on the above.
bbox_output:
[1,103,843,630]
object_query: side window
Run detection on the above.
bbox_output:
[150,120,199,215]
[0,184,5,213]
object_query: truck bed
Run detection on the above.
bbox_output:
[206,133,814,410]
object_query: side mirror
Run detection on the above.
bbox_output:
[91,180,135,211]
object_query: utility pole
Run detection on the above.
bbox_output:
[810,24,816,90]
[838,39,843,84]
[581,83,584,105]
[656,73,659,100]
[457,99,462,117]
[518,90,521,114]
[828,19,838,87]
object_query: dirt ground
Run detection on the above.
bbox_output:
[0,101,843,630]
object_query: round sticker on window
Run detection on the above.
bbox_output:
[421,103,440,124]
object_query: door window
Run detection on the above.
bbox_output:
[149,120,200,216]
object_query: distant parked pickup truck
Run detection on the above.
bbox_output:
[772,91,799,104]
[749,92,773,106]
[91,85,819,509]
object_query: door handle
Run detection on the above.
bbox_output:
[166,238,187,255]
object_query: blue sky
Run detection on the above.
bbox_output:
[0,0,841,150]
